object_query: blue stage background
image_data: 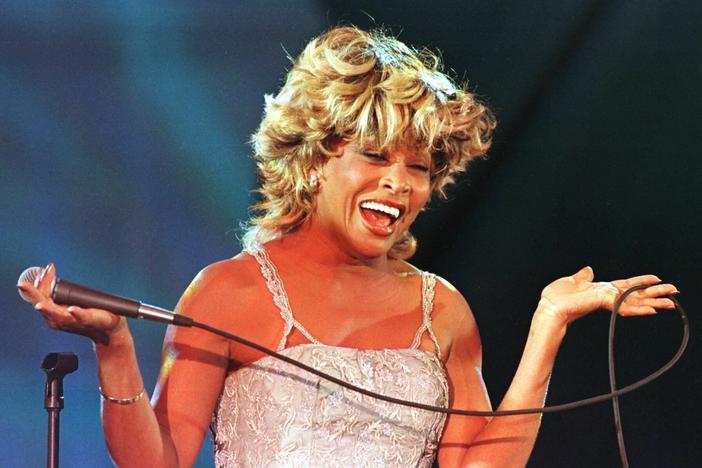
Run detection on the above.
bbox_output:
[2,1,700,466]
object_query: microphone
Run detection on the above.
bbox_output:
[17,266,193,326]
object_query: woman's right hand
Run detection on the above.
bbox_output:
[17,263,128,346]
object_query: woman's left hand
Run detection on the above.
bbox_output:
[536,266,679,327]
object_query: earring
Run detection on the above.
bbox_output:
[309,174,319,191]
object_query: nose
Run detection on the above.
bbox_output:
[381,163,411,195]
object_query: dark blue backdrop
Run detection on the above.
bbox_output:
[2,1,700,467]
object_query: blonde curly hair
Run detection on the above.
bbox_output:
[244,26,495,259]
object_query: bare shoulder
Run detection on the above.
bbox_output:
[168,250,284,366]
[428,273,482,362]
[192,252,259,288]
[433,275,477,328]
[391,259,479,347]
[392,259,473,321]
[175,251,262,321]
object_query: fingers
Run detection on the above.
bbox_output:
[617,304,658,316]
[619,288,677,309]
[611,274,661,290]
[19,262,125,341]
[587,270,678,315]
[613,281,678,316]
[36,262,56,295]
[36,302,121,338]
[19,279,73,329]
[639,283,680,297]
[34,302,70,332]
[17,281,45,304]
[644,297,677,309]
[573,266,595,282]
[68,306,122,330]
[16,262,57,305]
[67,306,87,325]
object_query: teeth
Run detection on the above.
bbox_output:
[360,201,401,219]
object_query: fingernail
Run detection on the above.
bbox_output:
[67,306,77,314]
[17,284,27,292]
[37,268,47,286]
[34,303,44,311]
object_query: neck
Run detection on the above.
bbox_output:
[275,220,391,273]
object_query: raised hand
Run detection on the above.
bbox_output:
[537,266,679,327]
[17,263,127,345]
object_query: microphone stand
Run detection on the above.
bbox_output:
[42,352,78,468]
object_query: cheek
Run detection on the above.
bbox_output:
[413,180,431,209]
[403,183,430,225]
[318,163,369,218]
[325,157,366,187]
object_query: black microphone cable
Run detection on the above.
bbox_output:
[183,288,687,414]
[605,285,688,468]
[20,267,688,467]
[185,286,688,467]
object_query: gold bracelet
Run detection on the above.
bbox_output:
[98,386,145,405]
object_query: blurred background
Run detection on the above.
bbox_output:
[2,1,700,466]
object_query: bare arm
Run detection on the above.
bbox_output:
[19,262,233,467]
[438,267,678,467]
[96,328,182,467]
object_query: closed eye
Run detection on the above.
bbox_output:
[363,152,387,162]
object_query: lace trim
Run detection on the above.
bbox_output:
[245,244,321,350]
[410,273,442,359]
[247,244,440,357]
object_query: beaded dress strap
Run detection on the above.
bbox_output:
[246,244,321,351]
[410,272,442,359]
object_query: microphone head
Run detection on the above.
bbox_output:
[17,266,44,302]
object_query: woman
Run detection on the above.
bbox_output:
[19,26,677,467]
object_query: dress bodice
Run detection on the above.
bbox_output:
[210,245,448,467]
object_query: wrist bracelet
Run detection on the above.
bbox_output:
[99,386,145,405]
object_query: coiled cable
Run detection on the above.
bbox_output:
[188,285,687,466]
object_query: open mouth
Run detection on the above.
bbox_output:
[359,200,405,235]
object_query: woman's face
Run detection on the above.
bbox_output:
[312,139,432,259]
